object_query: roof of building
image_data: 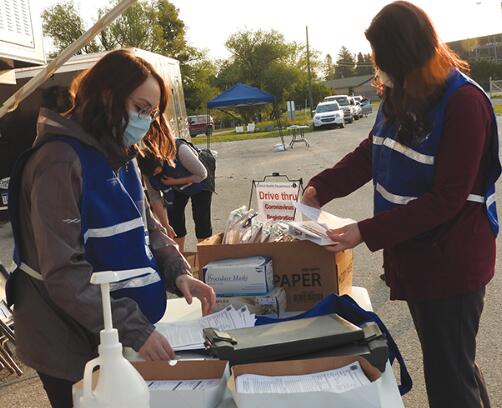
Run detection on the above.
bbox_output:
[324,74,374,90]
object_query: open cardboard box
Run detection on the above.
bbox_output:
[73,360,228,408]
[228,355,382,408]
[183,251,199,280]
[197,233,353,311]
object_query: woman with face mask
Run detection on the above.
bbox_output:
[6,49,216,407]
[302,2,499,407]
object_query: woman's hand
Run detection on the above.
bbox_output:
[164,223,177,239]
[138,330,175,361]
[160,176,177,186]
[301,186,321,209]
[175,275,216,316]
[325,223,363,252]
[161,175,194,186]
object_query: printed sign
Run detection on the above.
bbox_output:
[255,181,302,222]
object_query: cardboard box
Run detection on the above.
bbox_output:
[182,251,199,280]
[203,256,274,296]
[228,356,382,408]
[197,234,352,311]
[73,360,228,408]
[215,287,287,317]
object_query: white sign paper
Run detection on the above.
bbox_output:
[255,181,302,222]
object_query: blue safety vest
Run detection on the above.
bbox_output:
[372,70,501,235]
[7,136,166,323]
[148,139,209,199]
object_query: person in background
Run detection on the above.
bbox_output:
[6,49,215,408]
[302,2,499,407]
[140,138,213,252]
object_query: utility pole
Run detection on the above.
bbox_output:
[306,26,314,118]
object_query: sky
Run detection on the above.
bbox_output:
[37,0,502,61]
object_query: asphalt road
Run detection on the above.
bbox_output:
[1,112,502,407]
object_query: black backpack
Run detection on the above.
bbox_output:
[176,138,216,192]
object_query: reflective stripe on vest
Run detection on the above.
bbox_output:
[83,216,144,243]
[375,182,490,207]
[371,69,501,235]
[18,263,158,293]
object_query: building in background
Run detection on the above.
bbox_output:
[448,33,502,64]
[324,74,376,100]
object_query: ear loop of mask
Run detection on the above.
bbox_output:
[377,69,394,88]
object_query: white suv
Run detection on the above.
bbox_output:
[324,95,354,123]
[313,101,345,130]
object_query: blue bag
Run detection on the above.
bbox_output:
[256,293,412,396]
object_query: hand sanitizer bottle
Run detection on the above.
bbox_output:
[80,269,150,408]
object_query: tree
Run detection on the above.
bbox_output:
[41,0,213,113]
[354,52,373,76]
[216,29,325,117]
[41,1,100,56]
[223,30,296,89]
[323,54,336,80]
[182,56,219,114]
[98,0,190,61]
[469,60,502,91]
[334,46,356,78]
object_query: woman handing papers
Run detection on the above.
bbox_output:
[302,3,499,406]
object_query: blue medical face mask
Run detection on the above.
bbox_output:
[123,112,152,146]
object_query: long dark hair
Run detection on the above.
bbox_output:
[66,49,175,164]
[365,1,470,146]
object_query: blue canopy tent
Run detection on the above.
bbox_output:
[206,83,285,149]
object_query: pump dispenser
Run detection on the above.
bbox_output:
[80,269,150,408]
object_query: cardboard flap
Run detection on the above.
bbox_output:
[132,360,228,381]
[199,233,224,246]
[230,355,381,389]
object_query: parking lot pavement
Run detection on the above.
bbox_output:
[1,113,502,407]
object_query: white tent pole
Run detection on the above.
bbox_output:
[0,0,137,119]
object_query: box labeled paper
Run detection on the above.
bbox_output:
[73,360,228,408]
[198,234,352,311]
[203,256,274,296]
[215,287,287,317]
[228,356,382,408]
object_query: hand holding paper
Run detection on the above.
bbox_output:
[289,203,357,248]
[300,186,321,209]
[325,223,363,252]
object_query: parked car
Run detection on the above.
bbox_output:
[360,98,373,117]
[351,98,362,119]
[188,115,214,137]
[313,101,345,130]
[323,95,353,123]
[0,177,9,221]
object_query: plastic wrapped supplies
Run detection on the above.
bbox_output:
[222,206,297,245]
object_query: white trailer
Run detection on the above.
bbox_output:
[0,48,189,175]
[0,0,45,71]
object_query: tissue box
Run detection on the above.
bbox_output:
[215,287,287,317]
[203,256,274,296]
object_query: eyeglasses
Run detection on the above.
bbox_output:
[137,105,161,120]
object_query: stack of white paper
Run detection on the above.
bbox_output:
[236,361,371,394]
[156,305,256,351]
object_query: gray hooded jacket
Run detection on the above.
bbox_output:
[12,108,190,381]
